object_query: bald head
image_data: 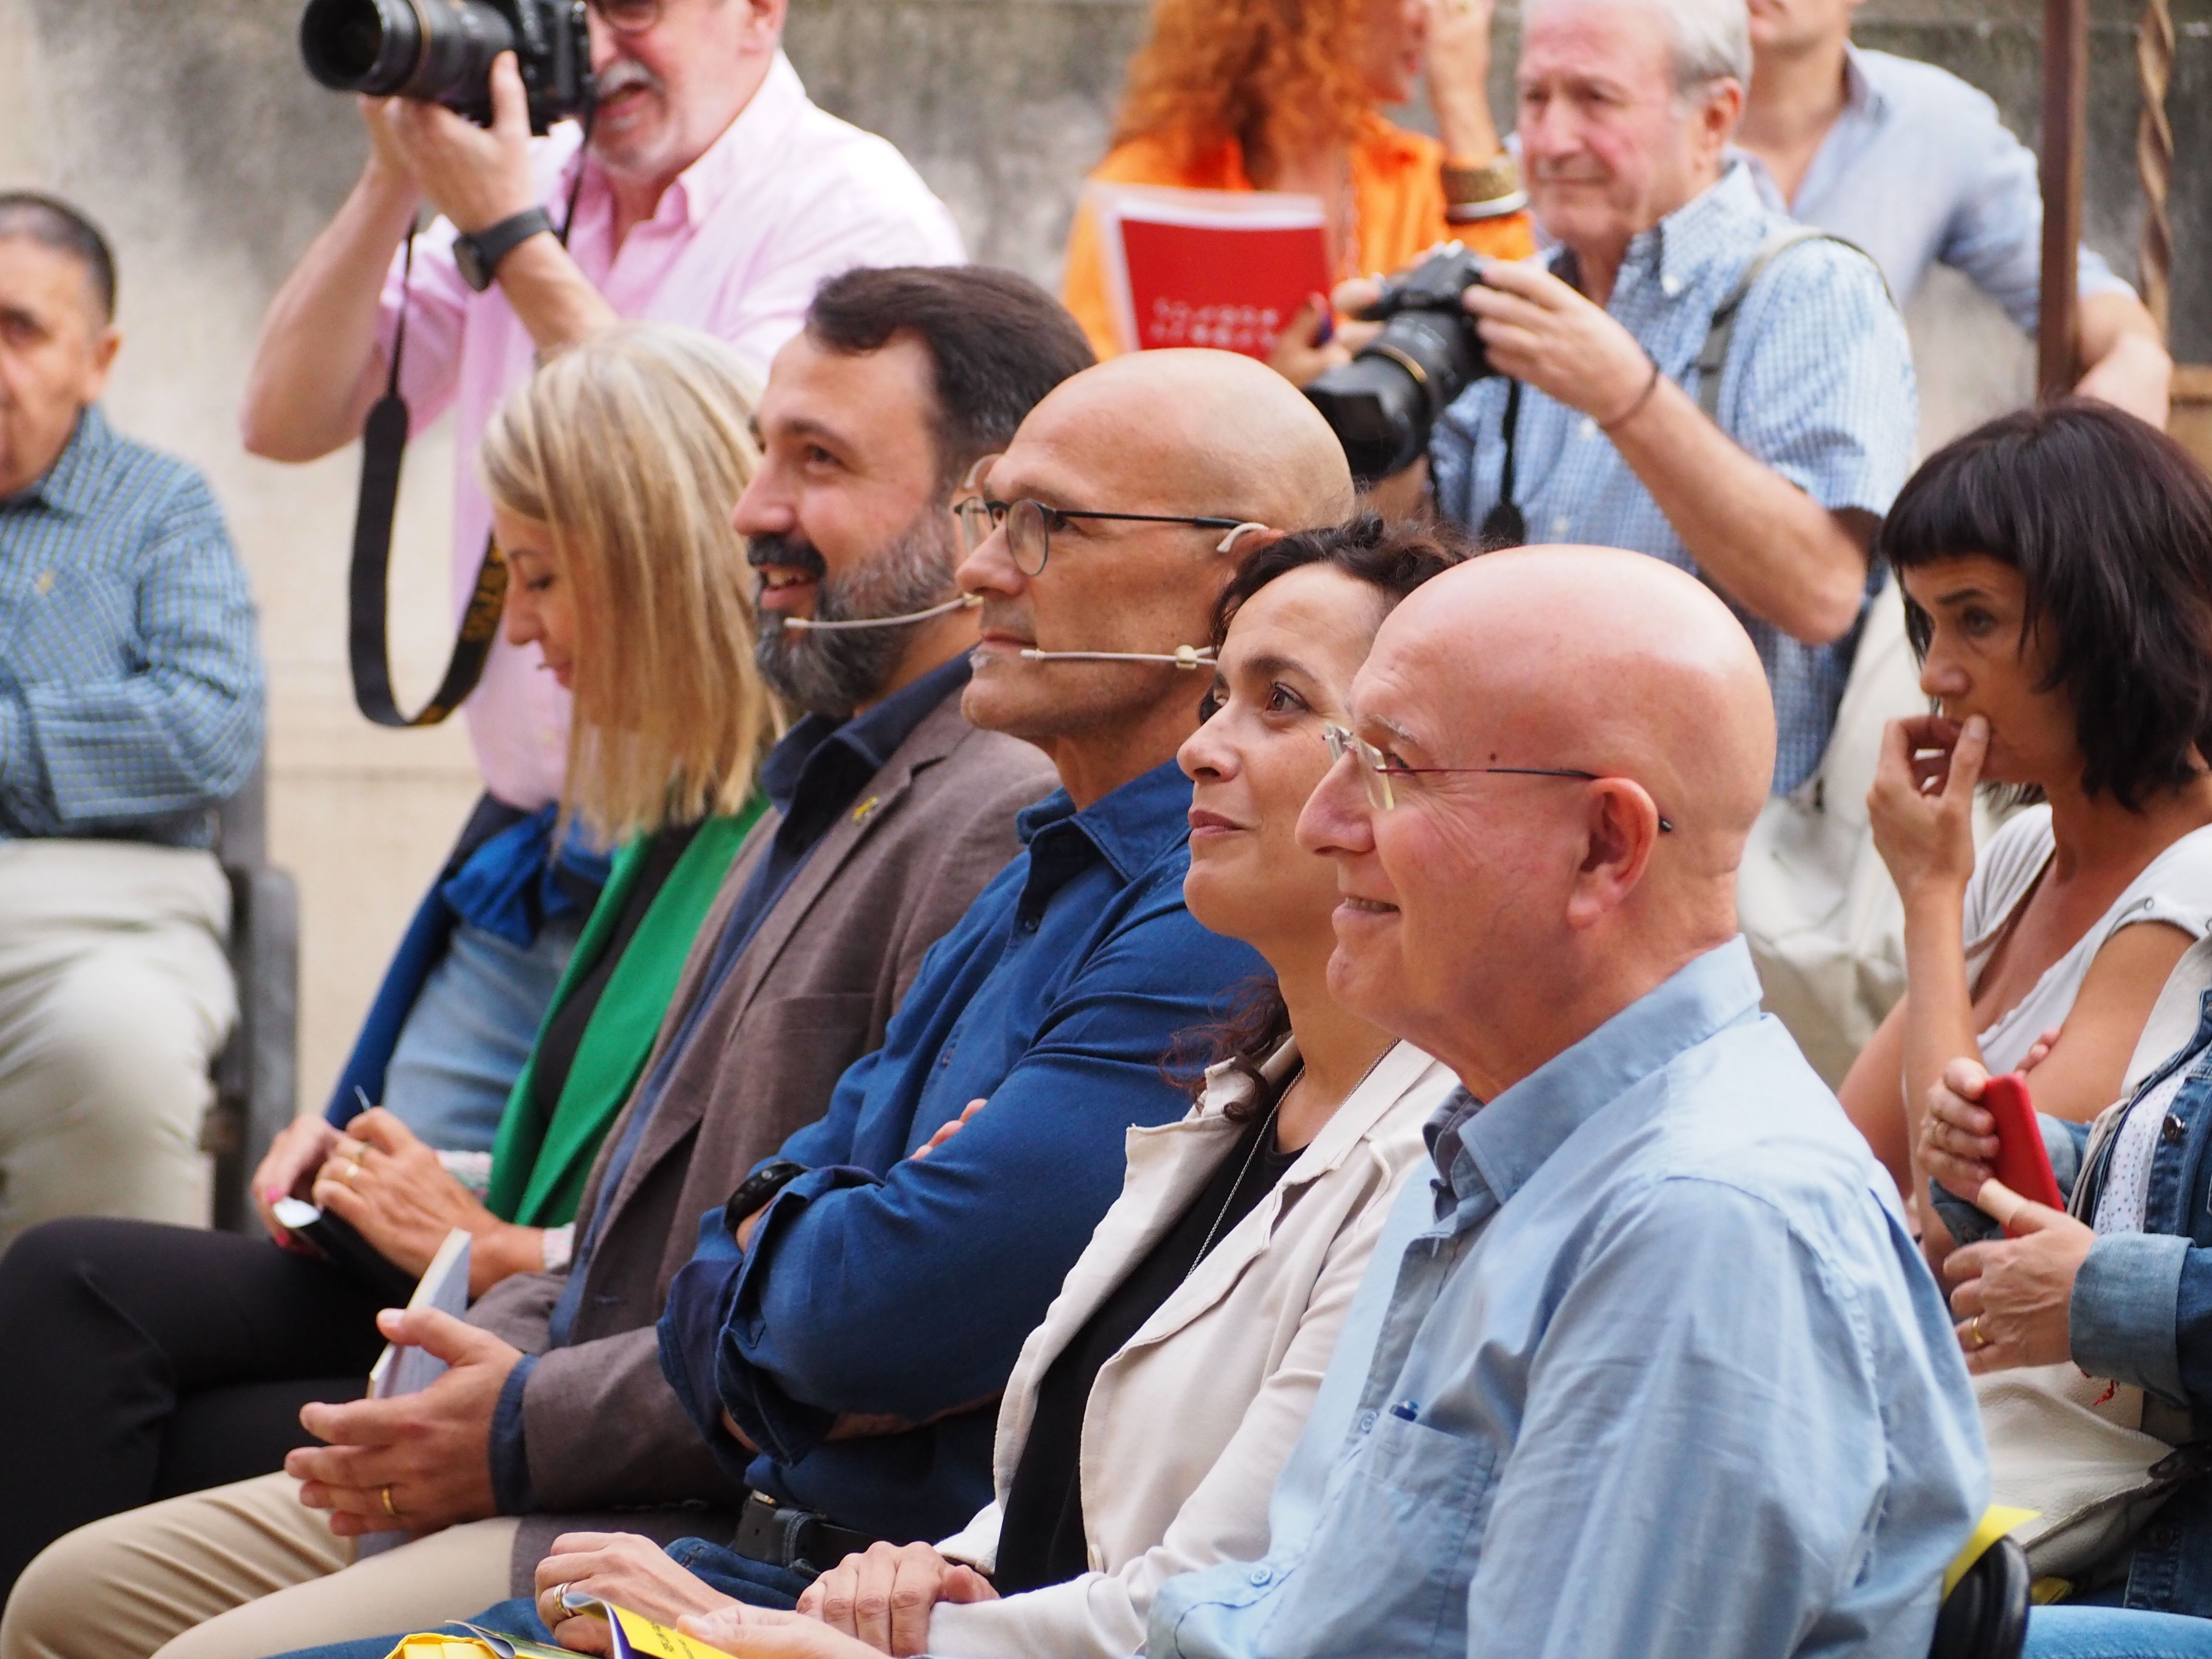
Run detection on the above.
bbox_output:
[1296,545,1775,1094]
[960,349,1357,804]
[1018,349,1356,531]
[1384,547,1775,854]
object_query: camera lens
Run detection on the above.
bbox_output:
[301,0,517,107]
[301,0,422,93]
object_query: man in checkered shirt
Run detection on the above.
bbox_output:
[0,192,263,1247]
[1380,0,1914,798]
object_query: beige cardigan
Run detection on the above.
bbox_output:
[925,1038,1457,1659]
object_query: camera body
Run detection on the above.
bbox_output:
[301,0,592,133]
[1303,243,1495,484]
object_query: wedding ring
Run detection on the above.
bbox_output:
[381,1484,400,1519]
[541,1582,573,1623]
[1969,1314,1990,1349]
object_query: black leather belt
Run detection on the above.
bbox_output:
[734,1491,879,1573]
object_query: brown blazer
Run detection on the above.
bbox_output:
[466,690,1057,1583]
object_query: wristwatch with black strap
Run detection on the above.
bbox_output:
[723,1159,808,1238]
[454,206,555,293]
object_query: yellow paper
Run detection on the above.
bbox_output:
[1941,1504,2041,1598]
[606,1606,739,1659]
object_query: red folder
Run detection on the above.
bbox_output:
[1085,183,1332,360]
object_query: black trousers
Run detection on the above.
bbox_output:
[0,1217,389,1599]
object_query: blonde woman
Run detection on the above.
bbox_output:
[0,323,774,1597]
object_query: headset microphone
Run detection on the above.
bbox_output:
[776,593,982,632]
[1018,644,1214,669]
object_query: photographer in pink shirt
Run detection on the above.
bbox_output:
[241,0,962,1154]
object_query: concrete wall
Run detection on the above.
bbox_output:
[1,0,2204,1117]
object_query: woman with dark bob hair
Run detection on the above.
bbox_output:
[1839,400,2212,1242]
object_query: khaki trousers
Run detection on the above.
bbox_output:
[0,1473,517,1659]
[0,840,235,1249]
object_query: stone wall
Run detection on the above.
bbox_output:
[1,0,2204,1115]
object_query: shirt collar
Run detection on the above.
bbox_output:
[4,405,111,517]
[568,51,809,233]
[1616,159,1768,301]
[1840,43,1885,120]
[1014,755,1194,884]
[759,655,971,820]
[1428,936,1765,1213]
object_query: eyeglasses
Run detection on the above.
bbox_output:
[955,497,1245,577]
[1322,723,1674,830]
[588,0,662,34]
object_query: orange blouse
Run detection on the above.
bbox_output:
[1061,116,1537,361]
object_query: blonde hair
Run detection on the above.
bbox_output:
[481,323,774,846]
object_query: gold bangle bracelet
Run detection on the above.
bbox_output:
[1441,153,1522,206]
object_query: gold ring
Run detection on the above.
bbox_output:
[543,1583,572,1621]
[381,1484,399,1519]
[1970,1314,1990,1349]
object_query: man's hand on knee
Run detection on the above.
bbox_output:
[286,1308,519,1533]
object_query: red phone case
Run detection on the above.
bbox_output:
[1980,1071,2065,1232]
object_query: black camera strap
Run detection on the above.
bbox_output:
[1478,379,1527,550]
[347,120,593,728]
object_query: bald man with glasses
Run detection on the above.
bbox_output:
[1142,545,1986,1659]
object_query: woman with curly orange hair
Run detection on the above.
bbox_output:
[1062,0,1535,378]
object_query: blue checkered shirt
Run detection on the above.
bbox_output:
[1431,162,1917,794]
[0,407,263,847]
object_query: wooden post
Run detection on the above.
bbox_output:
[2039,0,2089,399]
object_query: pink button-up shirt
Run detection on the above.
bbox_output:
[377,52,964,809]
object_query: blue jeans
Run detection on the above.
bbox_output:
[380,912,579,1153]
[2028,1607,2212,1657]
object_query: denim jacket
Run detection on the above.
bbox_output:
[1935,963,2212,1613]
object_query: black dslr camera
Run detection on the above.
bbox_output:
[1303,243,1496,483]
[301,0,592,133]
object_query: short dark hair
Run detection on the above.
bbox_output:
[1209,510,1475,649]
[804,265,1094,491]
[1882,399,2212,810]
[0,192,118,322]
[1176,511,1475,1116]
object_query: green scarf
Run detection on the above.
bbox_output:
[485,799,764,1228]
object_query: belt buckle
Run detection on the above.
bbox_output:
[738,1492,811,1569]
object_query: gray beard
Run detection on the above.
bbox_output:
[754,511,960,716]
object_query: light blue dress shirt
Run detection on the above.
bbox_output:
[1149,938,1987,1659]
[1430,163,1916,796]
[1741,46,2129,323]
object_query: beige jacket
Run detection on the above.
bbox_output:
[926,1038,1458,1659]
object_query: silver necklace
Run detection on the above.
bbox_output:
[1189,1084,1290,1275]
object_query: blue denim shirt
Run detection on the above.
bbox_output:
[1150,940,1985,1659]
[1936,973,2212,1613]
[657,757,1265,1542]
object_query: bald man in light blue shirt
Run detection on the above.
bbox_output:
[1734,0,2171,425]
[1148,547,1985,1659]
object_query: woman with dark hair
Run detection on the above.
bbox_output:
[438,517,1470,1659]
[1838,400,2212,1235]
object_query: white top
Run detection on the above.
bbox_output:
[924,1039,1459,1659]
[1962,805,2212,1074]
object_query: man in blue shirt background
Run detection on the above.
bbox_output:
[625,349,1360,1608]
[1733,0,2171,427]
[1149,544,1983,1659]
[1388,0,1914,797]
[0,191,263,1245]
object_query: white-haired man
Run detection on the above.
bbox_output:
[1388,0,1913,800]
